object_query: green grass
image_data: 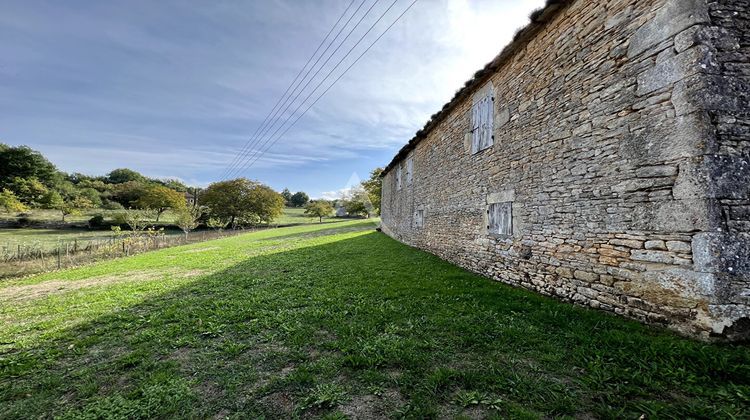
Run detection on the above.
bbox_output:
[0,208,330,253]
[274,206,338,225]
[0,228,185,254]
[0,207,331,228]
[0,220,748,419]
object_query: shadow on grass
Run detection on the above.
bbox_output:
[1,232,749,419]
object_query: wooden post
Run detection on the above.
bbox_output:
[57,246,61,269]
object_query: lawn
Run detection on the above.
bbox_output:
[274,206,339,226]
[0,219,748,419]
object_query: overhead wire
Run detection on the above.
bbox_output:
[231,0,418,178]
[220,0,361,179]
[225,0,383,180]
[223,0,378,180]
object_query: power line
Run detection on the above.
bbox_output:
[220,0,360,179]
[225,0,383,180]
[222,0,375,180]
[233,0,418,177]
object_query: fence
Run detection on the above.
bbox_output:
[0,229,253,279]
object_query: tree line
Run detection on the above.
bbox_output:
[0,143,384,231]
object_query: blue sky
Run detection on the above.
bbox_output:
[1,0,545,198]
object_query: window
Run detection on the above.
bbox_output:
[488,202,512,236]
[471,88,494,154]
[396,165,402,190]
[406,156,413,185]
[414,209,424,228]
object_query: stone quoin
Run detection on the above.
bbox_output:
[379,0,750,341]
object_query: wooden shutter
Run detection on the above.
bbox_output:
[471,91,494,153]
[471,102,481,153]
[482,93,494,149]
[488,202,512,235]
[414,209,424,227]
[406,157,413,185]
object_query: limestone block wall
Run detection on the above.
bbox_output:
[380,0,749,340]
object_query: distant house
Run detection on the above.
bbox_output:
[335,202,347,217]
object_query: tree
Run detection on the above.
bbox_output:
[304,201,334,223]
[341,188,372,218]
[41,190,93,221]
[175,207,202,239]
[361,167,383,216]
[200,178,284,227]
[281,188,293,206]
[61,196,95,222]
[9,177,49,206]
[77,187,103,207]
[160,178,189,192]
[343,197,368,217]
[39,190,64,212]
[106,168,146,184]
[0,189,27,212]
[122,209,154,233]
[135,184,187,222]
[0,144,63,191]
[246,184,285,224]
[111,181,147,207]
[207,216,229,231]
[77,178,111,193]
[290,191,310,207]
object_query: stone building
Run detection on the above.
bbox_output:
[380,0,749,340]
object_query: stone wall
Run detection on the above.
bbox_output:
[380,0,749,340]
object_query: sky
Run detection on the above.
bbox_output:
[1,0,546,198]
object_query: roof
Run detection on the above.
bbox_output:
[381,0,571,176]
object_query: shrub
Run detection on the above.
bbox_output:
[102,200,124,210]
[88,214,105,228]
[112,212,128,226]
[0,188,27,212]
[16,216,33,227]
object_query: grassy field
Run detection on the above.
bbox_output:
[0,220,748,419]
[0,228,185,254]
[0,207,331,253]
[275,207,322,225]
[0,207,332,228]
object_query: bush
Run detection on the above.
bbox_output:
[112,212,128,226]
[88,214,105,228]
[102,200,124,210]
[16,216,33,227]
